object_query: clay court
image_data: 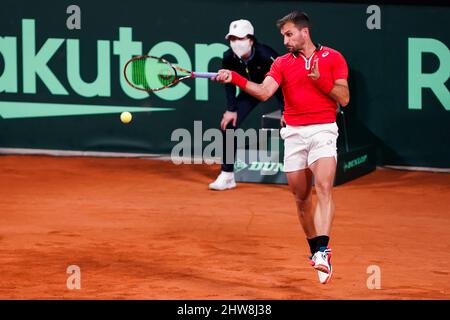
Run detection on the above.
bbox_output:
[0,155,449,299]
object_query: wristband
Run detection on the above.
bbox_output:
[314,76,334,94]
[230,71,248,89]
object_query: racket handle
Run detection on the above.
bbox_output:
[192,72,218,79]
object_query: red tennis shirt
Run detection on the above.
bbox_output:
[267,45,348,126]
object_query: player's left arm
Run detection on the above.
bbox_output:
[328,79,349,107]
[308,55,350,107]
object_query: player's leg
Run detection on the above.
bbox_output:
[308,157,336,283]
[307,123,339,241]
[309,157,336,237]
[306,123,339,283]
[281,126,320,259]
[286,168,316,239]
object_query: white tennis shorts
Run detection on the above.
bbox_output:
[280,122,339,172]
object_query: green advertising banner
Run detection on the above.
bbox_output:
[0,1,449,167]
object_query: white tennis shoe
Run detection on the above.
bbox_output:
[209,171,236,191]
[310,248,333,284]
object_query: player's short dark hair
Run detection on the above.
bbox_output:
[276,11,311,30]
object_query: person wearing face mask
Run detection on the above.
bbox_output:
[209,19,284,191]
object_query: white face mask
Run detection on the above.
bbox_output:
[230,39,252,58]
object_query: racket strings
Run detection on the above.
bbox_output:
[158,68,176,86]
[127,57,177,91]
[130,58,150,90]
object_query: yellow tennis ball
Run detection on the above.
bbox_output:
[120,112,132,124]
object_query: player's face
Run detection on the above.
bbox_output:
[280,22,308,54]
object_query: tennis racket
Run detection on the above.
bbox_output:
[123,55,218,92]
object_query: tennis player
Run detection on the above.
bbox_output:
[214,11,350,284]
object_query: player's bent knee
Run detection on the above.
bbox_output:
[293,191,312,206]
[290,187,311,201]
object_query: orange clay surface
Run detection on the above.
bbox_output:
[0,155,449,299]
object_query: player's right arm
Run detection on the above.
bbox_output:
[215,70,279,102]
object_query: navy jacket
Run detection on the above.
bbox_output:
[222,42,284,112]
